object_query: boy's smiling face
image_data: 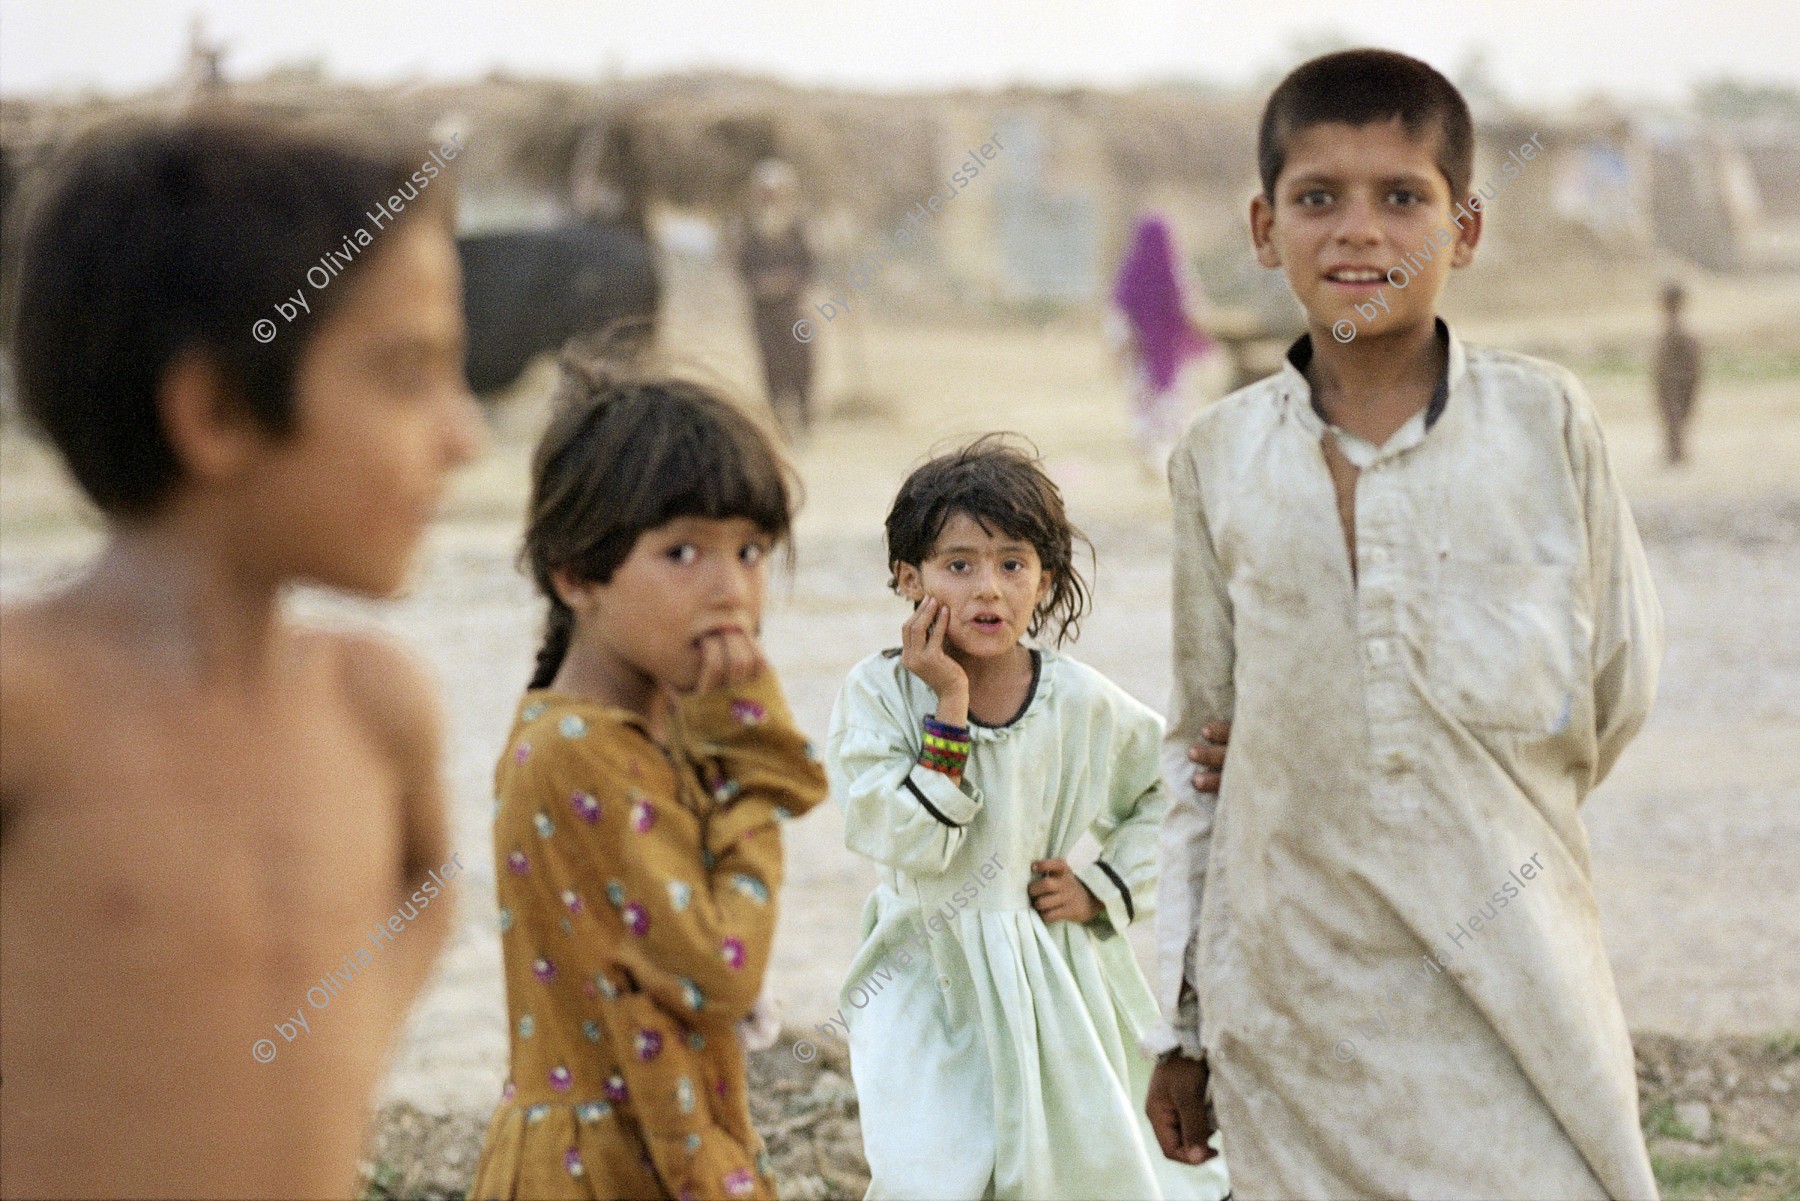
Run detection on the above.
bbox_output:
[1251,116,1480,344]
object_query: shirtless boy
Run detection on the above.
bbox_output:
[1,117,483,1198]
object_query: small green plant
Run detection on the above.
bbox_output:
[1652,1143,1799,1198]
[1761,1031,1800,1060]
[359,1158,404,1201]
[1644,1097,1693,1141]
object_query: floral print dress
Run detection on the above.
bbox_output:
[470,671,827,1201]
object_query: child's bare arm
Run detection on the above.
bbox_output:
[1566,391,1664,789]
[339,632,455,995]
[0,609,59,851]
[0,614,32,847]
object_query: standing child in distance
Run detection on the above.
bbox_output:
[1653,281,1703,466]
[828,436,1230,1201]
[468,364,828,1201]
[1145,50,1663,1199]
[0,118,483,1198]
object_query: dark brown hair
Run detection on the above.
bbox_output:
[4,114,453,516]
[521,356,800,689]
[1258,48,1474,202]
[884,434,1091,647]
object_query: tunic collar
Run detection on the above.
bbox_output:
[893,646,1058,744]
[516,689,657,741]
[1277,317,1466,468]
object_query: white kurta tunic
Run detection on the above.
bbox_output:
[830,648,1231,1201]
[1150,326,1663,1200]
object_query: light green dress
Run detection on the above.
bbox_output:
[827,647,1231,1201]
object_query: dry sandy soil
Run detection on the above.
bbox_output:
[2,263,1796,1197]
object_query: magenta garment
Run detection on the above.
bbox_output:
[1112,215,1214,393]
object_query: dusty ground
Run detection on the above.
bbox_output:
[2,264,1796,1198]
[359,1031,1800,1200]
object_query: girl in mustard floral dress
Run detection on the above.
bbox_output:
[469,361,827,1201]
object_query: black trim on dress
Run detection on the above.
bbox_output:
[903,773,966,828]
[970,649,1042,729]
[1093,859,1134,923]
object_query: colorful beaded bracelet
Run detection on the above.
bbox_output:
[919,716,972,777]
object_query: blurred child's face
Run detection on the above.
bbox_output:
[1251,117,1478,345]
[570,516,773,692]
[896,512,1051,663]
[242,218,484,596]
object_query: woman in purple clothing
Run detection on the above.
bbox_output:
[1109,214,1229,475]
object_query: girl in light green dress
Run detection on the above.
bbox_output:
[826,436,1231,1201]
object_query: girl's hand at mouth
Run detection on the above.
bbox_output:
[683,627,767,695]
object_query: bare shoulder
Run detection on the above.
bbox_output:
[311,626,444,771]
[0,599,88,737]
[0,600,63,697]
[0,597,107,831]
[0,603,63,804]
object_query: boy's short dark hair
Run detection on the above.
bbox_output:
[884,434,1092,647]
[1258,48,1474,202]
[4,115,454,517]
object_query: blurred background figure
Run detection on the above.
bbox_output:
[735,157,817,441]
[1109,214,1231,476]
[175,16,226,110]
[1654,280,1704,465]
[458,112,661,398]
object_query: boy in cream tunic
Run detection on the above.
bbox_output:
[1143,50,1663,1200]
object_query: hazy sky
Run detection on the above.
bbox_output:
[3,0,1795,103]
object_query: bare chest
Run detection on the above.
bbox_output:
[1321,433,1362,575]
[5,692,408,983]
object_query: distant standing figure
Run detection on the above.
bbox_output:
[736,159,816,441]
[1654,281,1703,465]
[1110,214,1230,475]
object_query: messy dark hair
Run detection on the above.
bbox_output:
[4,114,454,517]
[520,355,800,689]
[884,434,1091,647]
[1258,48,1474,202]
